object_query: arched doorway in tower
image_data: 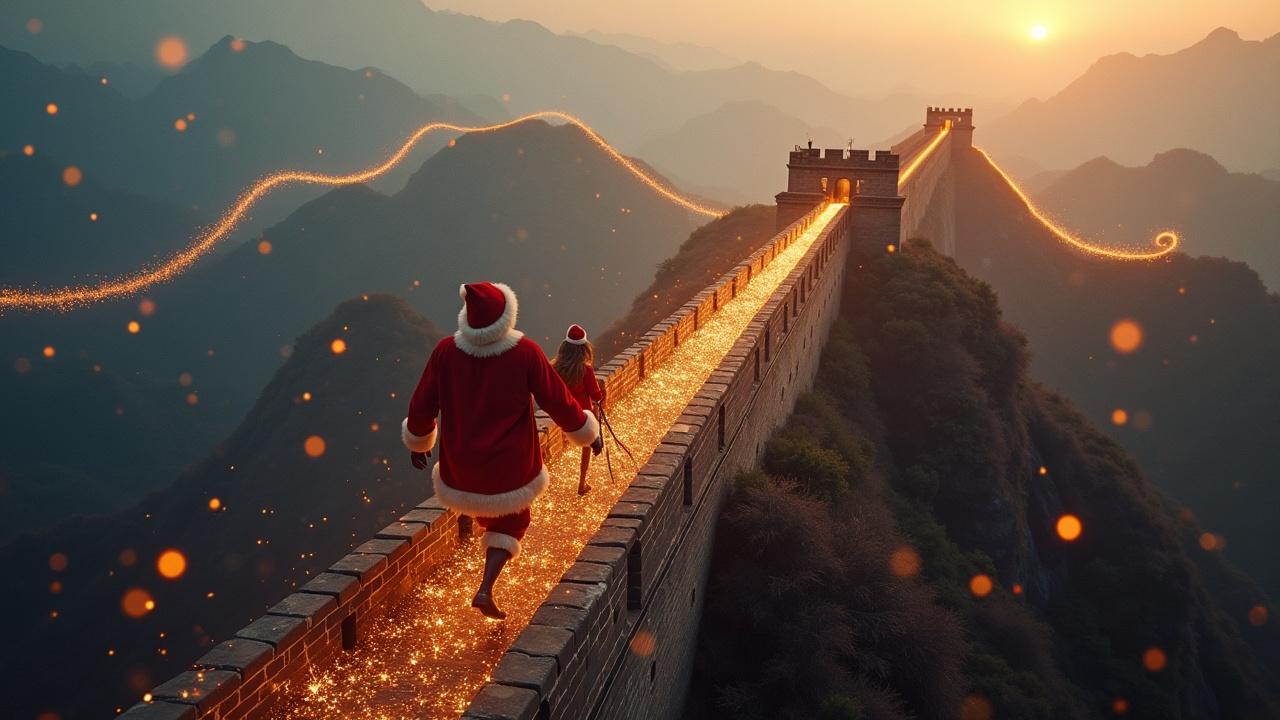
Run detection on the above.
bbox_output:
[834,177,851,202]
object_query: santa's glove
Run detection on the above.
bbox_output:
[591,435,604,457]
[410,451,431,469]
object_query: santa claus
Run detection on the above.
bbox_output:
[402,281,602,618]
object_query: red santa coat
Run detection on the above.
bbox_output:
[402,283,599,520]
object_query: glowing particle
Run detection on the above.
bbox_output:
[100,77,109,86]
[46,103,58,116]
[302,391,312,402]
[1111,408,1128,426]
[1012,583,1023,595]
[48,580,62,593]
[629,630,656,657]
[48,553,68,572]
[26,17,43,34]
[230,38,247,52]
[330,339,347,355]
[1109,319,1143,354]
[1113,697,1129,715]
[138,298,156,316]
[1142,647,1167,672]
[1056,514,1083,541]
[888,546,921,578]
[178,372,193,387]
[62,166,82,187]
[89,212,99,222]
[121,588,155,618]
[1199,532,1221,551]
[185,392,199,406]
[127,320,141,334]
[1037,465,1048,476]
[960,694,993,720]
[42,345,55,359]
[257,240,273,255]
[208,497,222,511]
[154,36,189,69]
[174,118,188,132]
[22,144,35,156]
[187,113,196,122]
[304,435,326,458]
[886,244,896,253]
[1248,605,1269,627]
[156,549,187,579]
[118,548,137,567]
[969,574,993,598]
[370,422,380,432]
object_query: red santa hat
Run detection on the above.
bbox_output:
[565,324,588,345]
[455,282,522,358]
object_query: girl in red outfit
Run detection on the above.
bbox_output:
[551,324,605,495]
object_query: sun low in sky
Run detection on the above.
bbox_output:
[1029,23,1049,41]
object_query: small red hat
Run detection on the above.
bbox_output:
[565,324,588,345]
[460,282,506,330]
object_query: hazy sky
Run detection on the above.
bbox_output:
[426,1,1280,99]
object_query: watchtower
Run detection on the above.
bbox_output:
[926,106,974,150]
[775,144,903,252]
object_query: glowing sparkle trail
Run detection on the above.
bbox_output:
[0,112,726,313]
[274,203,845,719]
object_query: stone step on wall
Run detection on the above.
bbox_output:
[462,206,851,720]
[121,204,833,720]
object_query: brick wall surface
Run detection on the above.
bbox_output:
[464,205,853,720]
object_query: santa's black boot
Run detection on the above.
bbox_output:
[472,546,511,619]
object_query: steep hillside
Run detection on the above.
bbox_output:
[0,0,940,147]
[0,295,444,719]
[986,28,1280,172]
[949,146,1280,599]
[1,37,480,213]
[688,242,1278,719]
[1034,149,1280,289]
[595,204,777,360]
[637,101,846,203]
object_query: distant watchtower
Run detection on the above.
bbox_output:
[775,145,904,252]
[926,106,974,151]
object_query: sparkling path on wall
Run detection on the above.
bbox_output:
[273,203,844,719]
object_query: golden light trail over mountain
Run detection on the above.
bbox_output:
[0,112,726,314]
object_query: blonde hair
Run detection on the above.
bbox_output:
[551,340,594,387]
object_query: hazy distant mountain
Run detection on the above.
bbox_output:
[0,295,445,719]
[0,152,199,284]
[986,28,1280,172]
[1035,149,1280,288]
[0,0,942,147]
[949,146,1280,600]
[637,101,846,203]
[569,29,740,72]
[0,37,482,215]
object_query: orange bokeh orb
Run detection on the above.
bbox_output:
[208,497,222,511]
[118,548,138,567]
[62,166,82,187]
[257,240,273,255]
[889,546,922,578]
[42,345,57,358]
[174,118,188,132]
[629,630,656,657]
[26,18,44,34]
[23,144,35,156]
[45,102,58,116]
[138,298,156,316]
[969,574,993,598]
[127,320,141,334]
[1142,647,1167,672]
[1111,408,1128,426]
[154,36,189,69]
[1248,605,1268,627]
[156,549,187,579]
[1112,697,1129,715]
[229,38,247,53]
[1056,514,1083,541]
[1109,319,1143,354]
[121,588,155,618]
[304,435,326,457]
[48,553,68,571]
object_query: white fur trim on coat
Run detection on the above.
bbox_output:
[483,531,521,558]
[455,280,519,356]
[432,463,549,517]
[401,417,437,452]
[563,410,600,447]
[453,328,524,358]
